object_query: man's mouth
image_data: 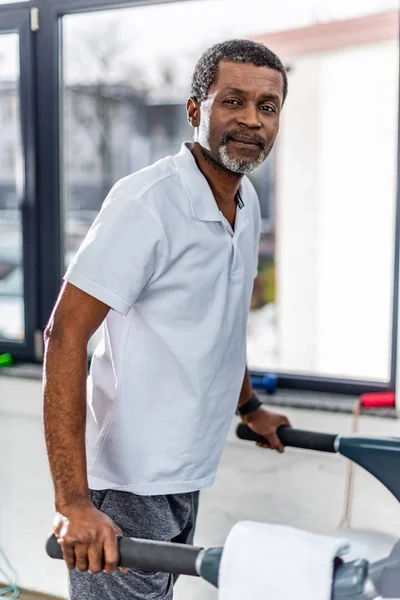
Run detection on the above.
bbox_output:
[229,136,262,148]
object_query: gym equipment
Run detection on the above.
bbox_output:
[0,353,12,368]
[360,392,395,408]
[250,373,277,394]
[339,394,396,530]
[46,425,400,598]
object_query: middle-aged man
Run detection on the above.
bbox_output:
[43,39,291,600]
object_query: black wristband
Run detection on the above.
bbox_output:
[237,393,262,416]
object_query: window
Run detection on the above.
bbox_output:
[1,97,14,121]
[0,0,398,388]
[0,32,24,343]
[3,144,15,171]
[61,2,399,382]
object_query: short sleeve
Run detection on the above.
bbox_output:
[64,193,167,316]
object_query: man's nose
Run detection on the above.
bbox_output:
[237,104,262,129]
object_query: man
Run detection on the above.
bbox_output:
[43,38,290,599]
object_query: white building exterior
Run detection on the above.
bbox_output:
[247,10,399,382]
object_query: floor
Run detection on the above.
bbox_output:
[3,404,400,600]
[0,589,60,600]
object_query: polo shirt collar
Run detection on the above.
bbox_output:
[173,142,248,223]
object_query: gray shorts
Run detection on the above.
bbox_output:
[68,488,199,600]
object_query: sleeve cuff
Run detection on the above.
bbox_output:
[64,271,131,316]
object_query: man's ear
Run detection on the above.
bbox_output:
[187,97,200,128]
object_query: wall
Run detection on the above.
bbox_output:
[276,39,398,381]
[0,377,69,598]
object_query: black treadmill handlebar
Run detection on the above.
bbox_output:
[236,424,338,453]
[46,533,373,599]
[46,534,202,576]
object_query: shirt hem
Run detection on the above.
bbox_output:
[88,473,216,495]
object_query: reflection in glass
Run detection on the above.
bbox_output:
[62,2,398,380]
[0,33,24,342]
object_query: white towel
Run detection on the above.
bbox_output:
[218,521,350,600]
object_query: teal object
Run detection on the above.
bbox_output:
[0,546,20,598]
[199,548,223,587]
[338,435,400,503]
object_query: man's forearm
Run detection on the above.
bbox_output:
[43,330,90,511]
[237,367,253,408]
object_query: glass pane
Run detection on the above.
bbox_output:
[247,7,399,383]
[0,32,24,342]
[62,1,399,379]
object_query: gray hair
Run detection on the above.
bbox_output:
[190,39,288,104]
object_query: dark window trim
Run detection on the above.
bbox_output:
[50,0,185,15]
[34,1,63,331]
[0,2,30,9]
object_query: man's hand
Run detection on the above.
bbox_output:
[241,407,291,453]
[53,498,126,574]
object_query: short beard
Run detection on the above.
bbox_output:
[219,144,268,173]
[194,113,270,174]
[218,133,269,174]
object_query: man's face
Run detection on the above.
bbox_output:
[189,61,284,174]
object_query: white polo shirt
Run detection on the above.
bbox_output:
[64,142,261,495]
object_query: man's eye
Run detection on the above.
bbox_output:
[261,105,276,112]
[224,99,240,105]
